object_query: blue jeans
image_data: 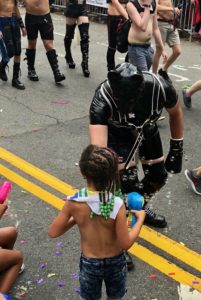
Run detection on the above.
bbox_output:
[79,252,127,300]
[128,44,154,71]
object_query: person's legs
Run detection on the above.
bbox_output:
[78,17,90,77]
[0,227,23,294]
[79,254,102,300]
[25,13,39,81]
[0,20,14,82]
[184,168,201,195]
[163,43,181,72]
[182,79,201,109]
[64,18,77,68]
[106,16,120,71]
[139,126,168,227]
[105,253,127,300]
[128,45,151,71]
[41,18,65,83]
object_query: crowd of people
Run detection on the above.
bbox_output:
[0,0,200,299]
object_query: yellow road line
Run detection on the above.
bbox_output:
[140,226,201,272]
[0,146,76,196]
[129,243,201,292]
[0,164,64,210]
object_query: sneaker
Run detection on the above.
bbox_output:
[19,263,25,274]
[125,251,135,271]
[184,169,201,195]
[144,207,167,228]
[182,90,192,109]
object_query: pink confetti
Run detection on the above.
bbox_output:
[148,274,157,279]
[192,281,200,284]
[19,240,25,245]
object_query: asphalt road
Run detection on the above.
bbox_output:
[0,8,201,300]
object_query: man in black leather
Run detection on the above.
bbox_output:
[89,62,183,269]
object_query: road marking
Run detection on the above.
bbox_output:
[0,147,75,196]
[168,73,190,82]
[0,164,64,210]
[129,243,201,292]
[140,226,201,272]
[178,284,201,299]
[1,147,201,292]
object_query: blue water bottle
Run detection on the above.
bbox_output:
[127,192,144,227]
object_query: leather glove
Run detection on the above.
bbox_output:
[165,138,183,173]
[165,139,183,173]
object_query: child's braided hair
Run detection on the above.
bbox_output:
[79,144,119,193]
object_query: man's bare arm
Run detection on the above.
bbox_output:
[166,100,183,139]
[127,2,151,31]
[89,125,108,147]
[111,0,128,19]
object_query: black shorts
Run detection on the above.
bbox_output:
[0,16,21,58]
[25,13,54,40]
[65,2,88,18]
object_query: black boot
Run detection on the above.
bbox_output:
[125,251,135,271]
[106,48,115,71]
[64,24,76,69]
[46,49,66,83]
[78,23,90,78]
[12,62,25,90]
[144,207,167,228]
[0,60,8,81]
[25,49,39,81]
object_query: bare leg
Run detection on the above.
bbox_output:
[194,166,201,176]
[163,44,181,72]
[0,227,23,294]
[185,79,201,97]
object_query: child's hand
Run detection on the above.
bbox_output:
[0,203,8,218]
[130,209,146,222]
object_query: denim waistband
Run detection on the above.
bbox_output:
[81,252,125,264]
[128,43,151,48]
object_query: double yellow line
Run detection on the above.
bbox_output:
[0,146,201,292]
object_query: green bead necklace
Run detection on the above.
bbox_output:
[89,188,124,220]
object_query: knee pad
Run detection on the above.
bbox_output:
[119,166,139,194]
[139,162,168,198]
[13,25,21,56]
[2,25,14,58]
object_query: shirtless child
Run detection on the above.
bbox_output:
[23,0,65,83]
[0,0,26,89]
[48,145,145,299]
[127,0,167,71]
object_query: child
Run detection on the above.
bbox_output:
[0,203,23,300]
[48,145,145,300]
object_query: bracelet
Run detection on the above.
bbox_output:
[143,4,151,8]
